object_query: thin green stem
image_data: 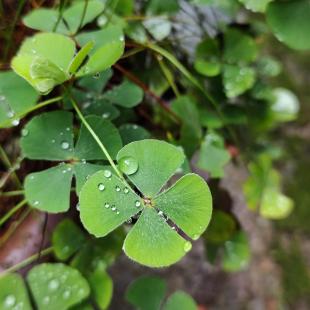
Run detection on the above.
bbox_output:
[0,247,53,276]
[0,199,27,226]
[53,0,68,32]
[1,96,62,127]
[156,55,180,97]
[0,145,21,188]
[0,190,24,197]
[70,96,125,180]
[77,0,89,33]
[3,0,26,61]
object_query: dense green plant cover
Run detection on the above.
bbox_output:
[0,0,307,308]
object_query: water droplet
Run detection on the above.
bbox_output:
[61,141,70,150]
[98,183,105,191]
[81,159,86,164]
[183,241,192,252]
[126,218,132,224]
[103,170,112,178]
[116,211,120,214]
[51,139,56,143]
[11,119,19,126]
[0,95,5,101]
[118,156,138,175]
[104,203,110,208]
[21,129,28,137]
[135,200,141,207]
[193,234,200,240]
[42,296,50,305]
[123,187,129,194]
[33,200,39,206]
[6,111,14,118]
[93,72,100,79]
[119,36,124,41]
[60,132,64,136]
[48,279,60,291]
[76,203,80,211]
[4,295,16,307]
[111,206,116,211]
[66,127,70,131]
[102,112,110,119]
[62,290,71,299]
[115,186,121,192]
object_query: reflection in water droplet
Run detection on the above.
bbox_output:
[98,183,105,191]
[33,200,39,206]
[12,119,20,126]
[111,206,116,211]
[48,279,60,291]
[104,203,110,208]
[51,139,56,143]
[123,187,129,194]
[62,290,71,299]
[115,186,121,192]
[103,170,112,178]
[93,72,100,79]
[102,112,110,119]
[61,141,70,150]
[135,200,141,207]
[192,234,200,240]
[21,129,29,137]
[4,295,16,307]
[42,296,50,305]
[183,241,192,253]
[116,211,120,214]
[7,111,14,118]
[118,156,138,175]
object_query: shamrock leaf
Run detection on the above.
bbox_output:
[0,273,32,310]
[27,263,90,310]
[11,27,124,94]
[79,140,212,267]
[23,0,105,35]
[21,110,122,212]
[197,132,231,178]
[267,0,310,51]
[0,70,39,128]
[163,291,197,310]
[243,154,294,219]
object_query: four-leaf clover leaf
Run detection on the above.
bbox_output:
[79,139,212,267]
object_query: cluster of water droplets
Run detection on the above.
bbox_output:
[0,94,20,126]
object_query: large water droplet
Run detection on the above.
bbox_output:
[183,241,192,253]
[4,295,16,307]
[118,156,138,175]
[11,119,20,126]
[61,141,70,150]
[98,183,105,191]
[103,170,112,178]
[48,279,60,291]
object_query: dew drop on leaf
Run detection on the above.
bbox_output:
[62,290,71,299]
[98,183,105,191]
[103,170,112,178]
[123,187,129,194]
[4,295,16,307]
[111,206,116,211]
[118,156,139,175]
[61,141,70,150]
[104,203,110,208]
[93,72,100,79]
[7,111,14,118]
[43,296,50,305]
[183,241,192,253]
[102,112,110,119]
[11,119,20,126]
[48,279,60,291]
[115,186,121,192]
[135,200,141,207]
[21,129,29,137]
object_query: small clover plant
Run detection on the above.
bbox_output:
[79,139,212,267]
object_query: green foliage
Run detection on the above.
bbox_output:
[244,155,294,219]
[126,276,197,310]
[80,140,212,267]
[267,0,310,51]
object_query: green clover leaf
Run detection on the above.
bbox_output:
[11,28,124,94]
[0,70,39,128]
[23,0,105,35]
[21,110,122,212]
[79,139,212,267]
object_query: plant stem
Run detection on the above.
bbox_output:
[0,190,24,197]
[70,96,124,180]
[0,145,21,188]
[77,0,89,33]
[0,199,27,226]
[1,96,62,128]
[0,247,53,276]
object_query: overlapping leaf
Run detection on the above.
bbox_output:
[21,110,122,213]
[0,70,39,128]
[79,139,212,267]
